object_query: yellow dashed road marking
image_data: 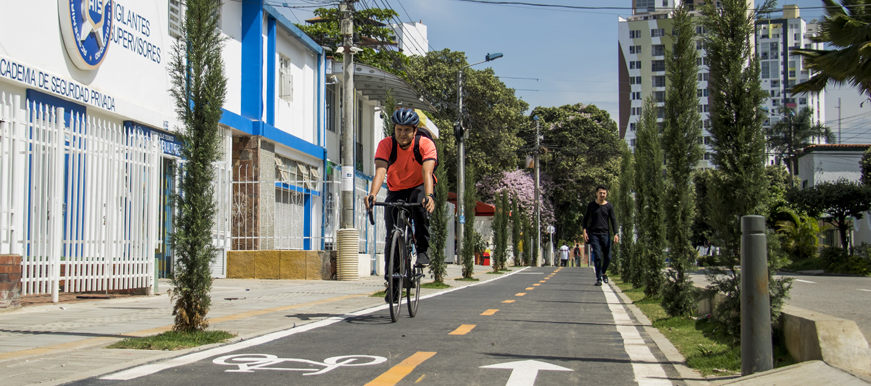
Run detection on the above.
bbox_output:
[449,324,476,335]
[516,293,526,296]
[525,287,534,290]
[533,284,540,286]
[502,300,515,303]
[365,351,437,386]
[481,309,499,316]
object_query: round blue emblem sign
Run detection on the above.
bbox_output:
[58,0,114,70]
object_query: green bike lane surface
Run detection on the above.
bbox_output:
[67,267,658,386]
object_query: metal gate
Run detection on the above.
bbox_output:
[0,94,158,299]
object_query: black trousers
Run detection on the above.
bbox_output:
[383,184,430,275]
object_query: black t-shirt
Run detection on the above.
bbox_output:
[583,201,617,235]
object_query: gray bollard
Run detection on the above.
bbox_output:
[740,215,772,376]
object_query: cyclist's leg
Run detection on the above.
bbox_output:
[409,184,431,265]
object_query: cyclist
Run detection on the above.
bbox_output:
[364,108,436,302]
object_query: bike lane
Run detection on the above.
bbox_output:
[71,267,673,386]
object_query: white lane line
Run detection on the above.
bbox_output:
[602,284,671,386]
[101,267,531,380]
[859,289,871,292]
[795,279,816,284]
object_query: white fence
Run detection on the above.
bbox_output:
[0,94,159,298]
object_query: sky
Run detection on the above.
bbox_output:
[278,0,871,144]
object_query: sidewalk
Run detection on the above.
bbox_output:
[0,264,486,386]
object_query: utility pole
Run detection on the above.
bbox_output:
[454,53,502,266]
[337,0,358,280]
[455,69,466,265]
[340,1,354,229]
[838,97,842,144]
[533,116,541,267]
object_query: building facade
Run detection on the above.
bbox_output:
[617,2,825,168]
[0,0,438,299]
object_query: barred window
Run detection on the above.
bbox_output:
[279,55,293,103]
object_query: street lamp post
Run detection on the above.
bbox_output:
[456,52,503,265]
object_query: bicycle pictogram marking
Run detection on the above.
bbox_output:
[213,354,387,375]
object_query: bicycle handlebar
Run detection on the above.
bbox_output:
[366,200,423,225]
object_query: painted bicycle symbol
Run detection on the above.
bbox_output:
[213,354,387,375]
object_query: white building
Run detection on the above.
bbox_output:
[797,144,871,248]
[757,5,827,166]
[617,2,826,168]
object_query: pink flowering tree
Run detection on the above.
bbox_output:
[477,170,555,238]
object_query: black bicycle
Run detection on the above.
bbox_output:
[367,199,423,323]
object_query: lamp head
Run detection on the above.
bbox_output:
[485,52,503,61]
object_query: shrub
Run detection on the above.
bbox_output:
[820,247,848,270]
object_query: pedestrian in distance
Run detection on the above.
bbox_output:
[559,243,570,267]
[582,185,619,286]
[573,242,582,267]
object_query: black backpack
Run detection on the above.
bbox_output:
[387,131,439,172]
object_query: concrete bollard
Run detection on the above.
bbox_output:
[741,215,772,376]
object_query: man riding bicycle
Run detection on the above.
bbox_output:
[364,108,436,301]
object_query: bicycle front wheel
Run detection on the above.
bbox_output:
[387,229,404,323]
[407,262,421,317]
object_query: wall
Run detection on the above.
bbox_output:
[0,1,175,128]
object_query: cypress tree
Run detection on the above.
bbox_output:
[512,194,522,266]
[462,165,478,278]
[429,138,449,283]
[615,142,636,284]
[492,191,504,273]
[700,0,788,339]
[167,0,227,331]
[500,190,510,270]
[661,2,703,317]
[634,96,666,297]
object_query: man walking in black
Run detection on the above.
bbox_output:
[582,185,619,286]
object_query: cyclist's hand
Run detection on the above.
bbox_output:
[423,195,435,213]
[364,194,375,211]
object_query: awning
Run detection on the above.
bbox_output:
[446,192,496,217]
[332,62,435,112]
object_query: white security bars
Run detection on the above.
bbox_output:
[0,94,159,299]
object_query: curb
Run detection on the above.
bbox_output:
[607,281,713,386]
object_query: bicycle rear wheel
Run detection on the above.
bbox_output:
[387,229,404,322]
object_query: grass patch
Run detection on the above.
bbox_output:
[370,290,387,298]
[785,258,825,272]
[455,277,479,281]
[486,271,503,275]
[609,274,794,376]
[107,330,235,351]
[421,281,451,289]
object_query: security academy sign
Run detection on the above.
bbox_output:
[59,0,114,70]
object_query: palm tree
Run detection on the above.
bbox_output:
[791,0,871,96]
[766,106,835,179]
[776,208,830,261]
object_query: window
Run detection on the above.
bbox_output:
[631,91,642,100]
[631,107,643,116]
[761,62,770,79]
[629,30,642,39]
[326,84,336,132]
[652,60,665,71]
[653,76,666,87]
[704,152,711,160]
[772,99,780,106]
[631,139,637,147]
[662,0,668,6]
[279,55,293,102]
[697,88,709,97]
[697,72,709,81]
[657,107,665,119]
[169,0,184,39]
[696,41,705,50]
[704,136,711,145]
[651,28,665,37]
[652,44,665,56]
[771,80,780,88]
[654,91,665,103]
[629,45,642,54]
[630,60,642,70]
[799,98,807,105]
[630,122,637,131]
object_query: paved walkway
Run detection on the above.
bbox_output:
[0,264,496,385]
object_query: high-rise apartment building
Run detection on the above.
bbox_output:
[618,2,825,168]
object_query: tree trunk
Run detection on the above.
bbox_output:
[838,216,849,251]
